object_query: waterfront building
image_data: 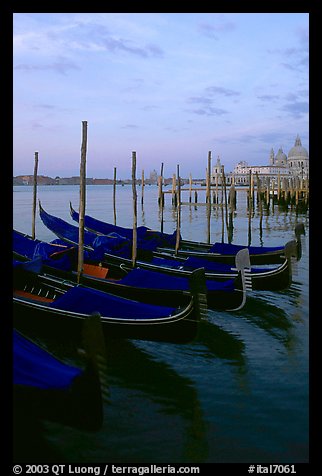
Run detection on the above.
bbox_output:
[212,135,309,185]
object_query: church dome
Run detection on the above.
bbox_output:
[275,147,287,164]
[288,135,309,159]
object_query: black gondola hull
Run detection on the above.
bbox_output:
[13,299,199,344]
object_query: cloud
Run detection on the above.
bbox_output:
[191,106,228,116]
[142,105,159,111]
[281,101,309,117]
[31,121,44,130]
[61,21,164,58]
[281,56,308,72]
[234,134,259,143]
[267,25,308,74]
[206,86,240,97]
[187,85,239,116]
[188,97,213,105]
[121,124,139,129]
[257,94,280,102]
[34,104,56,110]
[14,57,80,75]
[257,132,291,144]
[14,18,165,60]
[296,26,309,47]
[198,20,236,40]
[100,36,163,58]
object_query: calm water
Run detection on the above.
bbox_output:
[13,185,309,463]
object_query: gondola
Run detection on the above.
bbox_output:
[13,317,105,431]
[13,229,250,312]
[13,259,205,344]
[69,202,305,265]
[39,203,297,291]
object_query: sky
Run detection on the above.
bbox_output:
[13,12,309,179]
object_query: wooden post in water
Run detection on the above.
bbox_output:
[172,173,177,206]
[132,152,137,267]
[221,182,225,243]
[266,177,270,207]
[228,182,236,210]
[250,170,255,205]
[159,163,164,232]
[206,176,211,244]
[113,167,117,225]
[247,171,252,246]
[214,172,219,204]
[77,121,88,284]
[31,151,39,240]
[206,151,211,204]
[205,152,212,242]
[158,163,164,206]
[271,179,275,211]
[256,173,263,241]
[141,169,145,205]
[222,166,229,236]
[189,173,193,203]
[277,170,281,202]
[175,164,181,255]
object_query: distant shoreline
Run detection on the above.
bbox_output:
[13,175,193,186]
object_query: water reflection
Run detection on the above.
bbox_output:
[239,292,299,351]
[13,185,309,463]
[195,319,246,366]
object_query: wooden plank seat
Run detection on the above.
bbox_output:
[13,289,55,303]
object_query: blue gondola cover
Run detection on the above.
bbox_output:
[51,285,176,320]
[13,330,82,390]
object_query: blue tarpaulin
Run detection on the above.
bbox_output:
[51,285,176,320]
[119,267,235,292]
[13,330,81,390]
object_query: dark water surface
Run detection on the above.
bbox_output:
[13,185,309,463]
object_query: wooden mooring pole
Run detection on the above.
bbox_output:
[222,166,229,237]
[172,173,177,206]
[113,166,117,226]
[206,151,211,204]
[175,164,181,255]
[159,162,164,233]
[31,151,39,240]
[141,169,145,205]
[132,152,137,267]
[77,121,87,284]
[158,163,164,206]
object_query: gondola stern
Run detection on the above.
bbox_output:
[81,312,109,404]
[234,248,252,292]
[284,239,298,280]
[188,267,208,321]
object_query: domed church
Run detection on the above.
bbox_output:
[287,134,309,177]
[230,135,309,185]
[269,135,309,177]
